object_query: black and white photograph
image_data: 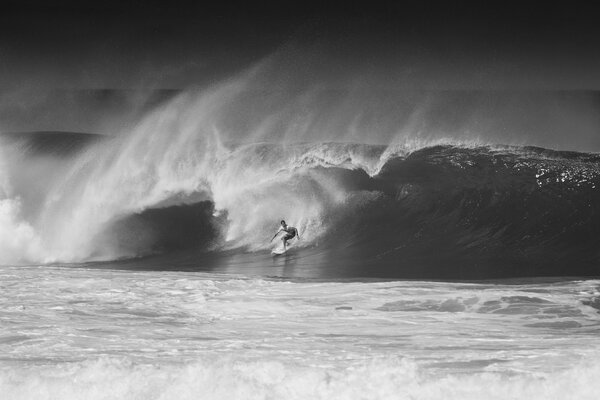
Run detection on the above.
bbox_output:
[1,1,600,398]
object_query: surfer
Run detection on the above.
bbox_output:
[271,220,300,251]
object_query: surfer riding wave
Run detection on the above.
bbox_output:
[271,220,300,251]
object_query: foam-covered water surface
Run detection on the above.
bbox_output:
[2,265,600,399]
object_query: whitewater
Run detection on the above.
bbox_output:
[2,265,600,400]
[2,59,600,399]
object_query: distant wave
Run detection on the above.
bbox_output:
[1,131,106,157]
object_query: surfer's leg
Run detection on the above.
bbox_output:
[281,234,293,251]
[283,234,293,250]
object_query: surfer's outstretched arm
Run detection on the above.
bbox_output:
[270,229,282,242]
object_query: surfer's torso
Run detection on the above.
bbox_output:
[280,226,297,239]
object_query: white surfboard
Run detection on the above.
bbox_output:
[272,242,293,255]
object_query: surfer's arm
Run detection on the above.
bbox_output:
[270,229,282,241]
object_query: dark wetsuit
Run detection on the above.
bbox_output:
[281,227,297,241]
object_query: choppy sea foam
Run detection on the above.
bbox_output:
[5,355,600,400]
[1,265,600,399]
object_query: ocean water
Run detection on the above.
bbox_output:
[2,265,600,400]
[1,80,600,398]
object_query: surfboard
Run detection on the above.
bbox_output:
[271,247,286,255]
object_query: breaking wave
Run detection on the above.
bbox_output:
[1,127,600,279]
[1,63,599,279]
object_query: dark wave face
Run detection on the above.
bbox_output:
[313,145,600,278]
[106,201,223,256]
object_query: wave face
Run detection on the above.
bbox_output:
[329,144,600,278]
[1,124,599,278]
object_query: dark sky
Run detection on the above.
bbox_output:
[2,1,600,89]
[2,1,600,152]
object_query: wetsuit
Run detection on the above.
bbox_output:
[282,227,297,241]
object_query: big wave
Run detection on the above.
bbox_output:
[1,65,599,278]
[1,128,599,278]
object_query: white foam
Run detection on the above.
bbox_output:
[0,198,44,264]
[1,267,599,399]
[0,143,45,264]
[2,355,600,400]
